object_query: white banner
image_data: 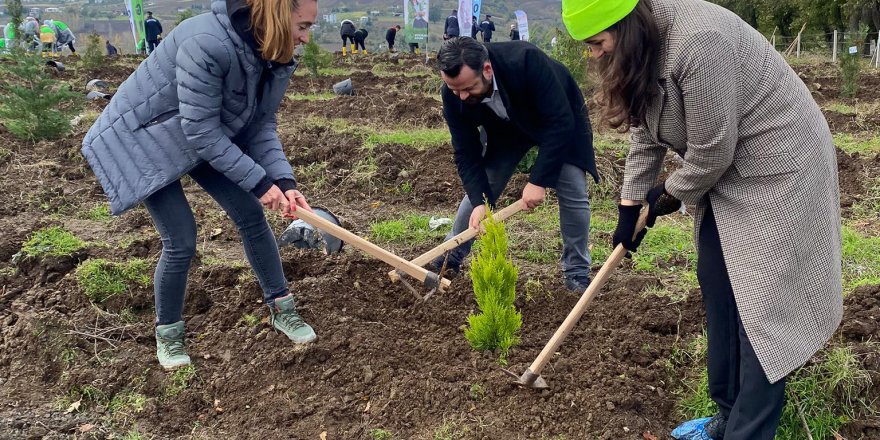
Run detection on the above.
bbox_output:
[457,0,472,38]
[124,0,138,51]
[515,10,529,41]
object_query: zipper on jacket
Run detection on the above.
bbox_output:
[141,109,179,128]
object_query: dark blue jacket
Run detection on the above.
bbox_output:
[144,17,162,41]
[444,15,459,36]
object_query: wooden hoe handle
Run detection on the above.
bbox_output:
[388,200,526,282]
[292,208,452,290]
[526,207,650,376]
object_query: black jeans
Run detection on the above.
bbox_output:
[144,163,289,325]
[342,35,354,47]
[698,202,786,440]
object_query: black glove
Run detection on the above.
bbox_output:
[612,204,647,252]
[645,182,682,227]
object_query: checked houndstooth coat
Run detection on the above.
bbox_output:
[620,0,843,383]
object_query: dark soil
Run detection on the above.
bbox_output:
[0,54,876,439]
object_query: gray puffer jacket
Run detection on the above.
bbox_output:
[82,0,296,215]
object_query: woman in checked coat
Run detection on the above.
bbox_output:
[562,0,842,438]
[82,0,320,370]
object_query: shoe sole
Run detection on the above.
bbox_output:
[287,334,318,344]
[160,359,192,371]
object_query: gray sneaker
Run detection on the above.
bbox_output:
[156,321,191,371]
[269,294,317,344]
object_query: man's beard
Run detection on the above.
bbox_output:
[463,75,492,105]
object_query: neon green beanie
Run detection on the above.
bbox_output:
[562,0,639,40]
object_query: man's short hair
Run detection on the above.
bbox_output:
[452,9,457,14]
[437,37,488,78]
[146,11,152,15]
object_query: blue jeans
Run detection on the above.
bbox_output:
[144,163,289,325]
[443,148,592,280]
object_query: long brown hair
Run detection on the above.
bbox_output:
[594,0,660,131]
[247,0,301,63]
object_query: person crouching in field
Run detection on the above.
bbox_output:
[561,0,842,438]
[81,0,320,370]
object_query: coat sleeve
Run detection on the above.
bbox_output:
[443,87,492,206]
[664,31,739,204]
[244,112,295,184]
[523,48,577,189]
[621,125,666,201]
[176,36,268,192]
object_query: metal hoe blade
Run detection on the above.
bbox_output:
[502,368,549,390]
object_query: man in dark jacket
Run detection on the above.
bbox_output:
[340,19,356,56]
[480,15,495,42]
[444,10,459,40]
[470,15,479,39]
[353,28,368,54]
[432,37,599,291]
[144,12,162,53]
[385,25,400,51]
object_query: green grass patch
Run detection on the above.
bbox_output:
[163,365,197,399]
[121,429,147,440]
[82,203,112,221]
[294,66,351,77]
[108,390,147,418]
[363,127,450,150]
[674,336,873,440]
[433,422,471,440]
[508,202,562,264]
[19,226,87,258]
[286,92,336,101]
[75,258,152,303]
[826,102,857,115]
[53,384,108,412]
[833,132,880,155]
[241,313,260,327]
[368,429,394,440]
[370,214,450,244]
[851,175,880,223]
[841,225,880,290]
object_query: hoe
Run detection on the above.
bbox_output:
[503,208,650,389]
[285,208,451,296]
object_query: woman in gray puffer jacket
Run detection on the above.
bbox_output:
[82,0,318,370]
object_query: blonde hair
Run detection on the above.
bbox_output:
[246,0,302,63]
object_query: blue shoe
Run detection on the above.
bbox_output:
[671,417,713,440]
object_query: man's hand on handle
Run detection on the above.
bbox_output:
[522,183,546,211]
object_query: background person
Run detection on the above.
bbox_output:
[562,0,842,438]
[385,24,400,51]
[444,9,459,39]
[509,24,519,40]
[82,0,320,370]
[144,11,163,54]
[48,20,75,55]
[353,27,368,54]
[432,37,599,292]
[480,14,495,42]
[340,19,356,56]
